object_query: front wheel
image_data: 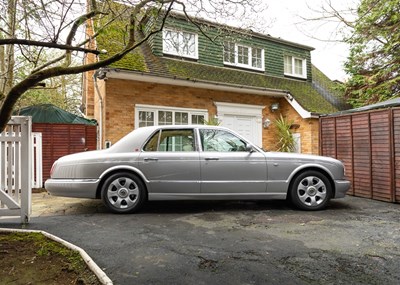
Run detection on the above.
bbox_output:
[290,170,332,211]
[101,172,146,214]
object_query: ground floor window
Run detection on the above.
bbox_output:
[135,104,208,128]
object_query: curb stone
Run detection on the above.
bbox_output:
[0,228,113,285]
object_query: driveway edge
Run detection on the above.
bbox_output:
[0,228,113,285]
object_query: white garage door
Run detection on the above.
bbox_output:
[223,115,258,144]
[215,102,264,146]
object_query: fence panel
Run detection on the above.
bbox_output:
[320,108,400,203]
[0,116,32,223]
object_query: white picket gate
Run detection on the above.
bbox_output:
[32,132,43,188]
[0,116,32,223]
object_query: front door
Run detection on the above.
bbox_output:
[199,128,267,193]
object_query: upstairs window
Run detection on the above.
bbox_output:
[163,29,198,59]
[223,42,264,71]
[284,55,307,79]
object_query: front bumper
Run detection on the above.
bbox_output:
[45,179,100,199]
[334,179,351,198]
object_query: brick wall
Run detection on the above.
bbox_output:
[101,78,319,154]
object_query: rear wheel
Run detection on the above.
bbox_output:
[101,172,146,214]
[290,170,332,211]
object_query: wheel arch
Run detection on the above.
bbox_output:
[95,166,149,199]
[287,165,336,199]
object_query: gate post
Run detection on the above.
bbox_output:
[20,117,32,223]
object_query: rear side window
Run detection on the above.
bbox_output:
[143,130,160,151]
[143,129,195,152]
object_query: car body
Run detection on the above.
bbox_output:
[45,125,350,213]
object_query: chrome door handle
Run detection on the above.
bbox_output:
[143,158,159,161]
[205,157,219,161]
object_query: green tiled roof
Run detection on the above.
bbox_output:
[95,15,339,114]
[102,46,338,114]
[163,59,338,114]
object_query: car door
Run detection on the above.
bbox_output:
[138,128,201,194]
[199,128,267,193]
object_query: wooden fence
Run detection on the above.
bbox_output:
[320,108,400,203]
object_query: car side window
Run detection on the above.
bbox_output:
[200,129,247,152]
[143,130,160,151]
[143,129,195,152]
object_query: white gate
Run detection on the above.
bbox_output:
[0,116,32,223]
[32,132,43,188]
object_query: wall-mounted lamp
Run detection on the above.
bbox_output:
[271,103,279,112]
[263,118,271,128]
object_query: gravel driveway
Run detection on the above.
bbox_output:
[1,195,400,284]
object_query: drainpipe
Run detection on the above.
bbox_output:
[93,71,105,150]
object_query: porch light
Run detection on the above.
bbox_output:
[271,103,279,112]
[263,118,271,128]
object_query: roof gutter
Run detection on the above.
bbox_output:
[96,68,319,119]
[97,68,288,98]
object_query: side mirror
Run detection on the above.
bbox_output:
[245,143,255,153]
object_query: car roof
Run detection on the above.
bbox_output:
[110,125,232,152]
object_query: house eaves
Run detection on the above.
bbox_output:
[95,68,318,119]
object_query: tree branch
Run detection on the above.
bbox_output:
[0,38,102,54]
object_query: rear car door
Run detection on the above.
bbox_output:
[138,128,200,194]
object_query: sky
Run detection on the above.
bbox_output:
[263,0,357,81]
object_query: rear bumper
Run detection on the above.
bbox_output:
[44,179,99,199]
[334,180,351,198]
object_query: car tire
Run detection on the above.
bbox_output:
[101,172,146,214]
[290,170,332,211]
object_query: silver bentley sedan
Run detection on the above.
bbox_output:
[45,125,350,213]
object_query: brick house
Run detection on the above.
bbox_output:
[83,11,345,154]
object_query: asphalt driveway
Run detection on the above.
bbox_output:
[1,194,400,284]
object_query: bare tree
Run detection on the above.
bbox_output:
[0,0,266,132]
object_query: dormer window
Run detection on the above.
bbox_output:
[284,55,307,79]
[163,29,198,59]
[223,42,264,71]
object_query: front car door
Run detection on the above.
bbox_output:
[198,128,267,194]
[138,128,200,195]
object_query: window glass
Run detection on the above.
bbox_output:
[158,111,173,125]
[237,45,249,65]
[158,129,195,152]
[200,129,247,152]
[139,111,154,127]
[284,55,306,78]
[223,42,235,64]
[163,30,179,54]
[192,114,205,124]
[163,29,197,58]
[252,47,262,68]
[143,130,160,151]
[294,58,303,75]
[175,112,189,125]
[223,42,263,70]
[284,56,292,74]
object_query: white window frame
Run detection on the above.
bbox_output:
[223,42,264,71]
[135,104,208,129]
[162,29,198,59]
[284,55,307,79]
